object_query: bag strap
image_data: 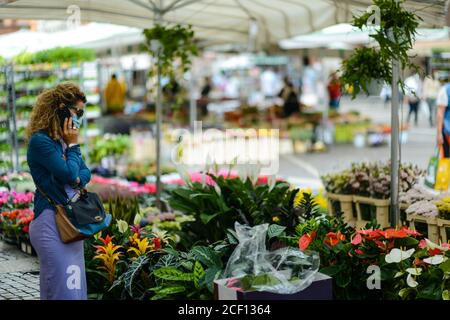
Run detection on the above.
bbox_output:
[35,183,58,206]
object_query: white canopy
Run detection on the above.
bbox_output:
[280,23,450,50]
[0,0,446,48]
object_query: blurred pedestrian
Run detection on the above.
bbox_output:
[104,74,126,115]
[327,72,341,110]
[199,76,212,117]
[278,77,300,118]
[423,71,441,127]
[435,74,450,156]
[405,73,422,127]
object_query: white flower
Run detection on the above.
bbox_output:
[423,255,447,265]
[268,174,277,191]
[406,268,422,276]
[385,248,415,263]
[133,213,143,226]
[213,183,221,196]
[116,219,129,234]
[406,274,419,288]
[394,271,404,278]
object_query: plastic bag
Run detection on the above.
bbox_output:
[223,222,320,294]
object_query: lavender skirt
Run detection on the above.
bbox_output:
[29,209,87,300]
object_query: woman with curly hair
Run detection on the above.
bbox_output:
[26,82,89,300]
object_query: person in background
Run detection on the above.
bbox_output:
[199,76,212,118]
[327,72,341,110]
[278,76,300,118]
[435,74,450,157]
[104,74,126,115]
[404,73,422,127]
[423,71,441,127]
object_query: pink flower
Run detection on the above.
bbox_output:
[418,239,427,249]
[351,233,363,245]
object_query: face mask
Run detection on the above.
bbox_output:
[71,115,83,129]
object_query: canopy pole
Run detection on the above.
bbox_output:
[155,2,163,209]
[189,71,197,130]
[390,59,400,227]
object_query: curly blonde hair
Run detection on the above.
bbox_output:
[26,82,86,140]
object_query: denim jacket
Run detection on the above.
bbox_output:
[27,131,91,219]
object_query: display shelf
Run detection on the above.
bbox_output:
[2,59,101,172]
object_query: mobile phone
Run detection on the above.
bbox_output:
[56,107,72,130]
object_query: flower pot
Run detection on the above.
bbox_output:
[2,233,19,246]
[399,203,410,227]
[407,214,439,243]
[19,239,36,256]
[353,196,390,229]
[326,193,355,227]
[437,218,450,243]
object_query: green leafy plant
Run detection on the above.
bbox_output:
[168,174,301,248]
[107,196,141,226]
[150,244,227,300]
[143,24,199,78]
[340,0,421,98]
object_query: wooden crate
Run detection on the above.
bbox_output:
[353,196,390,229]
[327,193,355,227]
[407,214,439,243]
[437,218,450,243]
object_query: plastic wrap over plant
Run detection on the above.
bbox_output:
[223,222,320,294]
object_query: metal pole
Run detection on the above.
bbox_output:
[189,71,197,130]
[6,64,19,173]
[155,6,163,208]
[390,59,400,227]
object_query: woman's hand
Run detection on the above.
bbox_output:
[62,117,79,145]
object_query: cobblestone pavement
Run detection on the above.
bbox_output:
[0,241,40,300]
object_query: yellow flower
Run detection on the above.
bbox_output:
[272,216,280,223]
[127,237,153,260]
[294,188,313,207]
[94,242,123,284]
[314,194,328,210]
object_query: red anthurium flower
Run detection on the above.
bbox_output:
[427,248,442,256]
[400,226,421,237]
[374,240,386,251]
[298,235,310,251]
[357,229,383,240]
[351,233,363,245]
[22,225,29,233]
[355,249,364,255]
[418,239,427,249]
[324,231,345,247]
[380,228,408,239]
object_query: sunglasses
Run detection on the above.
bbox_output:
[67,105,84,118]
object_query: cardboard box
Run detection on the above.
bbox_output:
[214,272,332,300]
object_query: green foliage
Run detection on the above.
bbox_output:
[150,243,227,300]
[143,24,199,78]
[168,175,301,249]
[107,196,140,226]
[340,0,421,98]
[13,47,95,65]
[88,134,130,164]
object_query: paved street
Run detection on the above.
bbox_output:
[0,241,40,300]
[279,95,436,189]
